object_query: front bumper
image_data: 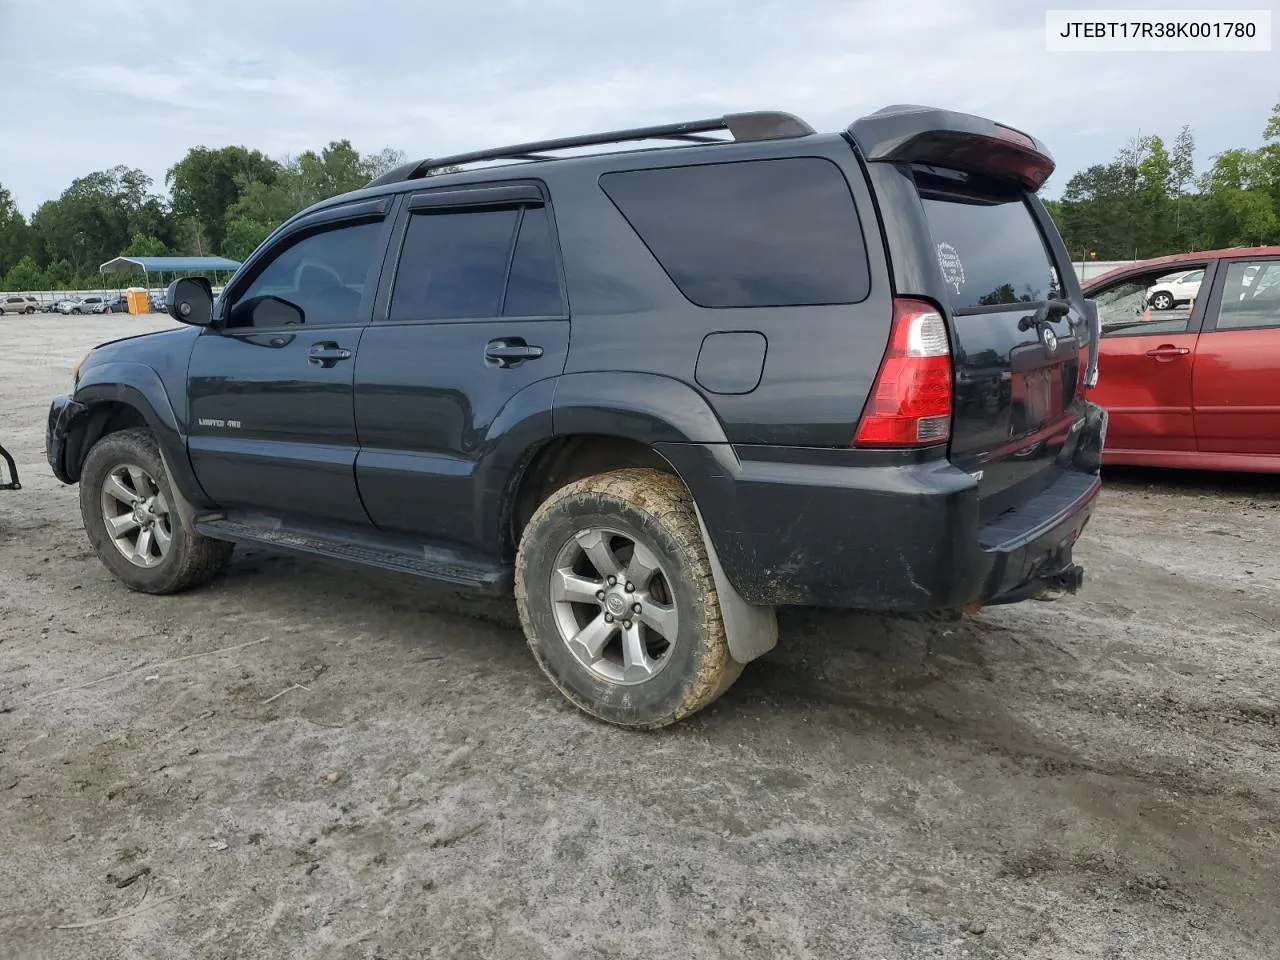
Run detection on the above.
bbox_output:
[46,395,88,484]
[660,404,1107,612]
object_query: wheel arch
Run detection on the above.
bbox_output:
[64,362,209,505]
[497,372,777,664]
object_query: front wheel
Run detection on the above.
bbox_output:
[1150,292,1174,311]
[515,468,742,729]
[79,428,232,594]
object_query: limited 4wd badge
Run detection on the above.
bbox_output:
[936,242,965,294]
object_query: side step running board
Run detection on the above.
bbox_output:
[196,516,511,595]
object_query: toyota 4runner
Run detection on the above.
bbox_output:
[47,105,1106,728]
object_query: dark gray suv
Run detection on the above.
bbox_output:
[48,105,1106,728]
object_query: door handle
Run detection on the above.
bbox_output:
[1145,345,1190,361]
[485,338,544,368]
[308,342,353,367]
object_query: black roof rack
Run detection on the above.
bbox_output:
[367,111,815,188]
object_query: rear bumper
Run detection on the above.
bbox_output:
[46,395,88,484]
[659,404,1106,612]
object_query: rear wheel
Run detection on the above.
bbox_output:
[80,428,232,594]
[1150,292,1174,311]
[515,468,742,729]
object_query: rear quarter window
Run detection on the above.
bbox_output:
[915,172,1063,310]
[599,157,870,308]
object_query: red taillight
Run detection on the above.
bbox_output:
[854,298,953,447]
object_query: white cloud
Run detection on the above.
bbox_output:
[1,0,1276,210]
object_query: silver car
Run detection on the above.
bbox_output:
[0,295,39,315]
[58,296,108,315]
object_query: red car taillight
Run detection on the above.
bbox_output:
[854,298,953,447]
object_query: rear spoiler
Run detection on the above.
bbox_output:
[847,105,1055,191]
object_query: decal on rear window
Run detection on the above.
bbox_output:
[936,242,965,295]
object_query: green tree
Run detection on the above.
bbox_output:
[0,183,34,279]
[124,233,168,257]
[167,146,280,255]
[221,142,421,260]
[1198,103,1280,248]
[43,259,77,289]
[1263,101,1280,142]
[1220,189,1279,244]
[1168,125,1197,247]
[3,254,43,291]
[31,166,174,274]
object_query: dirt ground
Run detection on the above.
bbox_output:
[2,314,1278,960]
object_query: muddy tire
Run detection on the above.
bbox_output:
[515,468,742,729]
[79,428,232,594]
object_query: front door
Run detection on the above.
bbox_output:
[187,203,394,524]
[354,187,569,546]
[1193,257,1280,455]
[1091,271,1210,454]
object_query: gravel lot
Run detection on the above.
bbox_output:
[2,314,1279,959]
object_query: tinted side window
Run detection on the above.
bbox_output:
[390,209,518,321]
[503,207,563,316]
[599,158,870,308]
[1217,261,1280,331]
[230,220,382,328]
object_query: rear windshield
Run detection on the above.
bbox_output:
[915,171,1063,311]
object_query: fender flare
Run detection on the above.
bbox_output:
[69,361,210,505]
[551,371,778,664]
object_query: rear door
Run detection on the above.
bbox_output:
[1193,257,1280,455]
[1087,269,1210,455]
[354,184,569,543]
[911,169,1085,519]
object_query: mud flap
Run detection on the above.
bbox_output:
[159,450,200,532]
[693,503,778,664]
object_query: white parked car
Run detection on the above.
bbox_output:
[1146,269,1203,311]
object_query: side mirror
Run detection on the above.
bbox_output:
[167,277,214,326]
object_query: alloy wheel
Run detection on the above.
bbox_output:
[549,527,679,685]
[100,463,172,568]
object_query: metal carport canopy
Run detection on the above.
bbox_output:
[99,256,242,275]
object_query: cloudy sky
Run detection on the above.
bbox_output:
[1,0,1276,213]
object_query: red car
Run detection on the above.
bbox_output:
[1083,246,1280,473]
